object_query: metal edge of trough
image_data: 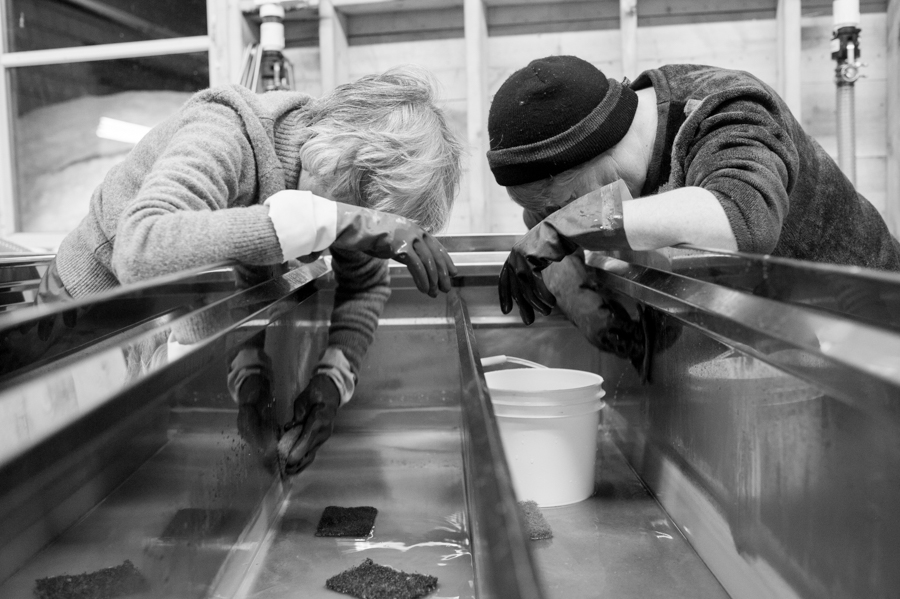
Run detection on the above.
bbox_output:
[449,290,545,599]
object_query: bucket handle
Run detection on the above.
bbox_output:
[480,355,548,370]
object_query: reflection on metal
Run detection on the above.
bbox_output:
[588,253,900,420]
[4,236,900,599]
[583,247,900,599]
[450,290,544,599]
[673,244,900,332]
[0,254,51,311]
[0,259,329,590]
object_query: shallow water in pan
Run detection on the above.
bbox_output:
[245,423,475,599]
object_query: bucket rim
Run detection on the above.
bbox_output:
[484,367,604,393]
[493,404,604,419]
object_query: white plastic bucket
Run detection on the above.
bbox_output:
[485,368,605,507]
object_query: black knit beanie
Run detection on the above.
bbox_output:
[486,55,638,187]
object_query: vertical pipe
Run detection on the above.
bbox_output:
[619,0,638,78]
[836,79,857,184]
[832,0,861,185]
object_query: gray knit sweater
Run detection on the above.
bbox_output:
[54,84,390,374]
[632,65,900,270]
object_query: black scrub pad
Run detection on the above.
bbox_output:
[315,506,378,537]
[325,558,438,599]
[518,500,553,540]
[34,559,149,599]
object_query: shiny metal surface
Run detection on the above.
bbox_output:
[7,235,898,599]
[450,291,542,599]
[0,259,330,591]
[0,254,52,311]
[584,249,900,599]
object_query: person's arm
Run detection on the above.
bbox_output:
[675,96,798,254]
[622,186,737,251]
[111,102,283,284]
[325,247,391,400]
[277,248,390,475]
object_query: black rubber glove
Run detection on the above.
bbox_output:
[227,347,279,469]
[499,179,632,324]
[332,203,457,298]
[277,373,342,475]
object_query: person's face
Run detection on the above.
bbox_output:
[536,153,622,219]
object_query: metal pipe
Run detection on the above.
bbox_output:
[836,78,857,184]
[832,0,863,185]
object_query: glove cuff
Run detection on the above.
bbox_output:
[315,346,356,406]
[545,179,631,251]
[265,190,338,260]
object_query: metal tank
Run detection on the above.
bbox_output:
[0,237,898,599]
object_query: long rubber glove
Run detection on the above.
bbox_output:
[331,204,457,298]
[277,373,342,475]
[499,179,632,324]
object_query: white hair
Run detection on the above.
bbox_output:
[298,66,462,233]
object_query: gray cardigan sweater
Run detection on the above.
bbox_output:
[632,65,900,270]
[55,84,390,374]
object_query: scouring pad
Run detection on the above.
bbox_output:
[326,558,438,599]
[34,559,149,599]
[518,500,553,540]
[315,506,378,537]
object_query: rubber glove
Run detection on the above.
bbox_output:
[227,347,280,469]
[332,203,457,298]
[499,179,632,324]
[277,373,341,475]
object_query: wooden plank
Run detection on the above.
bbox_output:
[801,0,887,17]
[777,0,802,118]
[620,0,638,77]
[283,19,321,46]
[637,0,777,23]
[635,20,779,83]
[333,0,462,14]
[887,0,900,234]
[489,1,619,25]
[0,9,16,235]
[465,0,490,233]
[489,19,618,36]
[206,0,246,87]
[318,0,349,93]
[346,7,464,37]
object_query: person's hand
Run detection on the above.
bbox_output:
[277,373,341,475]
[498,180,632,325]
[332,204,457,297]
[498,251,557,325]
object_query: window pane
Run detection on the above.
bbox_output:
[11,53,209,233]
[6,0,208,52]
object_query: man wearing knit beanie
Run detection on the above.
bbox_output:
[487,56,900,335]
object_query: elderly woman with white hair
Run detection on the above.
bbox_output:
[41,66,463,474]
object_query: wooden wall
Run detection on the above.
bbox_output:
[284,7,891,236]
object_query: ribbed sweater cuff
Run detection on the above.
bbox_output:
[221,204,285,264]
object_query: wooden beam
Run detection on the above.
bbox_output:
[888,0,900,235]
[776,0,802,120]
[620,0,638,78]
[464,0,489,233]
[319,0,349,94]
[0,3,15,236]
[207,0,247,87]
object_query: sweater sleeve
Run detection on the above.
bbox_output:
[683,97,799,254]
[326,247,391,378]
[111,102,284,284]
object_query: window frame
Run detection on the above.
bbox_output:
[0,0,244,246]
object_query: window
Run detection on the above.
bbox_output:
[0,0,225,249]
